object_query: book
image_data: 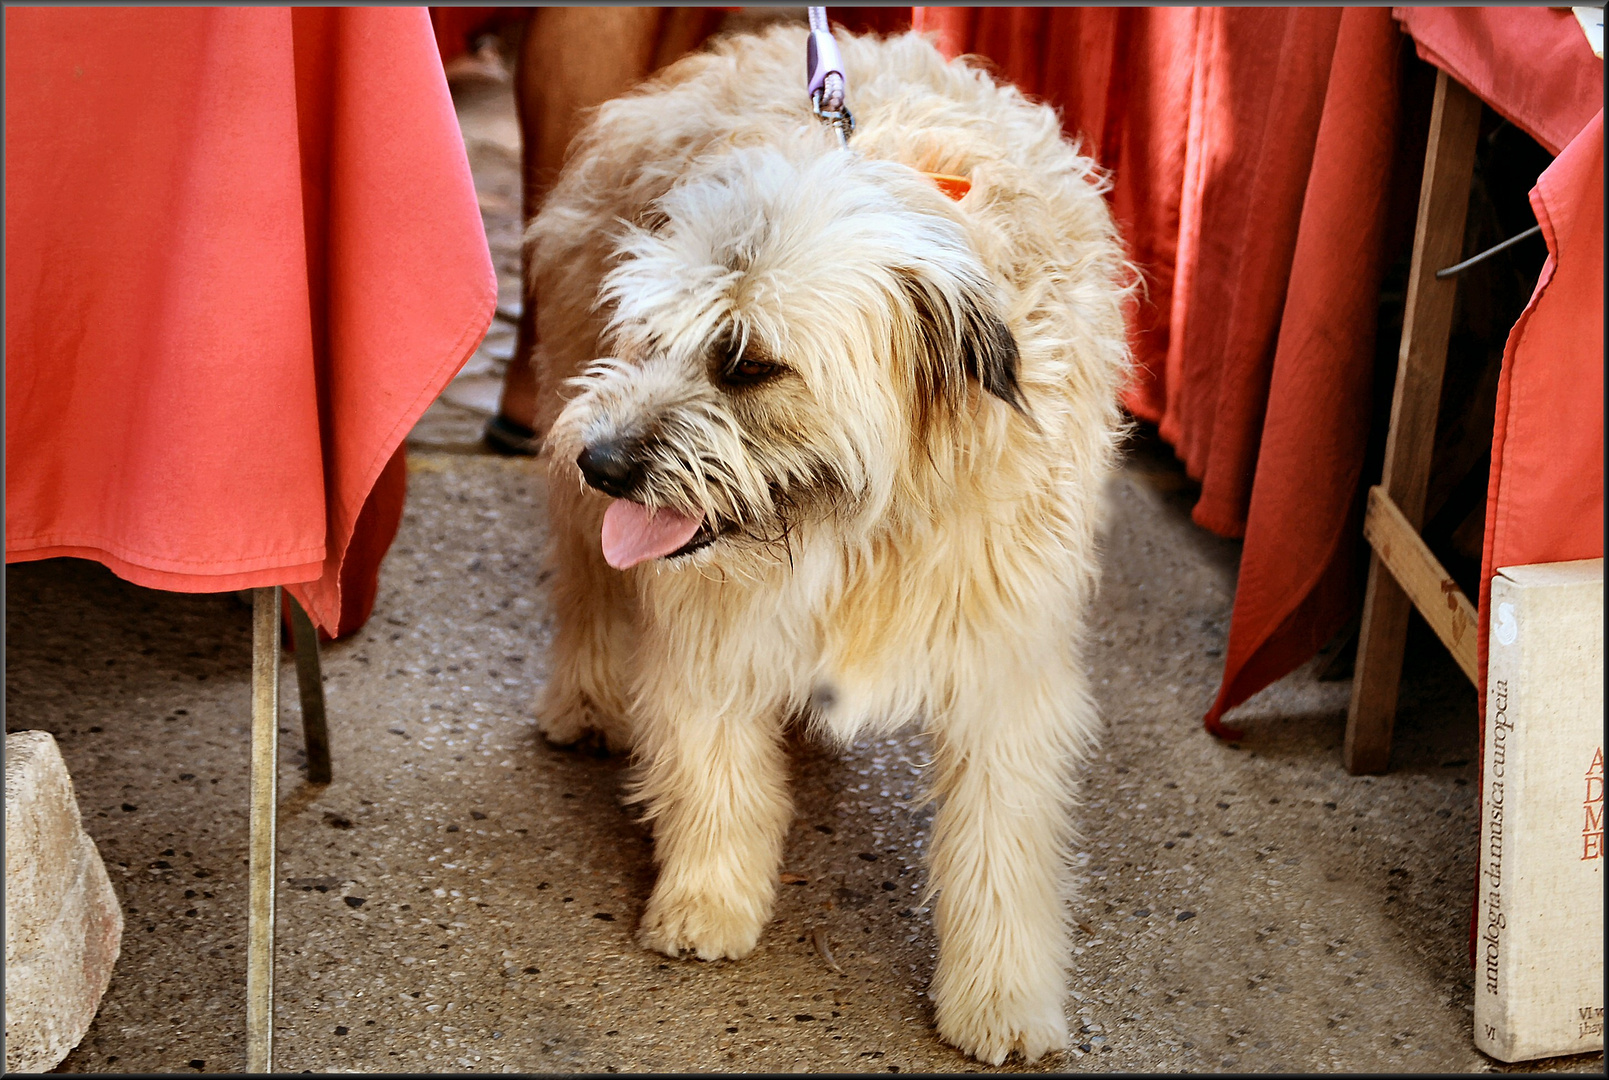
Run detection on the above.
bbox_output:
[1574,7,1604,60]
[1475,558,1604,1062]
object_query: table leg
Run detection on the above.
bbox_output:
[1344,70,1483,775]
[247,586,280,1072]
[286,597,331,785]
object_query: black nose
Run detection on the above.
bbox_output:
[576,439,643,498]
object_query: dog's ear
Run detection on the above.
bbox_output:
[896,268,1025,420]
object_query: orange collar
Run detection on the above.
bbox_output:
[921,172,971,200]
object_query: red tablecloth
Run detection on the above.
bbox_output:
[913,6,1602,734]
[5,7,496,637]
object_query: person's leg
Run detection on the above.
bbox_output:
[489,7,719,453]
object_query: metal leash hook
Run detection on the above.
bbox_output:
[806,7,853,146]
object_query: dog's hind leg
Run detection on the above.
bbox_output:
[534,483,637,753]
[924,658,1094,1065]
[630,679,792,962]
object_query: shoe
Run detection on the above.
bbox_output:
[484,414,541,456]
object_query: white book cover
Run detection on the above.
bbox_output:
[1475,558,1604,1062]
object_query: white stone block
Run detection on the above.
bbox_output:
[5,730,124,1073]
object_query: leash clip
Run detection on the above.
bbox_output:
[811,86,855,146]
[806,8,854,146]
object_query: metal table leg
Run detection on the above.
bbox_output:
[247,586,280,1072]
[286,597,331,785]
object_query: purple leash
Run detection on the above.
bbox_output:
[806,7,854,145]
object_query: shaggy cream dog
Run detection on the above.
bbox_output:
[526,26,1130,1065]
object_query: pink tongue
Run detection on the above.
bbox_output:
[601,500,705,570]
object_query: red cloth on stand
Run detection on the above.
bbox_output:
[1393,7,1604,157]
[1394,6,1605,727]
[1389,7,1607,709]
[5,7,496,637]
[1205,9,1409,734]
[1477,109,1605,722]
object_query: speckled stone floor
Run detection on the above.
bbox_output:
[8,440,1603,1074]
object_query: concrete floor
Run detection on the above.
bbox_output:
[10,23,1602,1076]
[8,445,1601,1074]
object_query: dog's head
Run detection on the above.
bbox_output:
[546,146,1022,571]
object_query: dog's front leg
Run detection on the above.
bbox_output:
[926,668,1090,1065]
[633,693,790,962]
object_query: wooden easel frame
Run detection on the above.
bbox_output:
[1344,70,1485,775]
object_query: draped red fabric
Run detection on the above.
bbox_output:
[1476,110,1605,715]
[5,8,496,636]
[1393,7,1604,157]
[1202,9,1408,735]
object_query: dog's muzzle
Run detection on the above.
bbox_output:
[576,438,643,499]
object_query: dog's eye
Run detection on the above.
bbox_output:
[722,356,783,386]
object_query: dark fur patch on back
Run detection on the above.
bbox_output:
[897,270,1024,434]
[966,307,1024,412]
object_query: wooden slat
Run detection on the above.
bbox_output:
[1363,486,1479,683]
[246,586,280,1073]
[1378,69,1485,522]
[1345,69,1484,776]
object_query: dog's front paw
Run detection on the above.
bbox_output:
[535,693,631,754]
[637,885,765,962]
[933,976,1069,1066]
